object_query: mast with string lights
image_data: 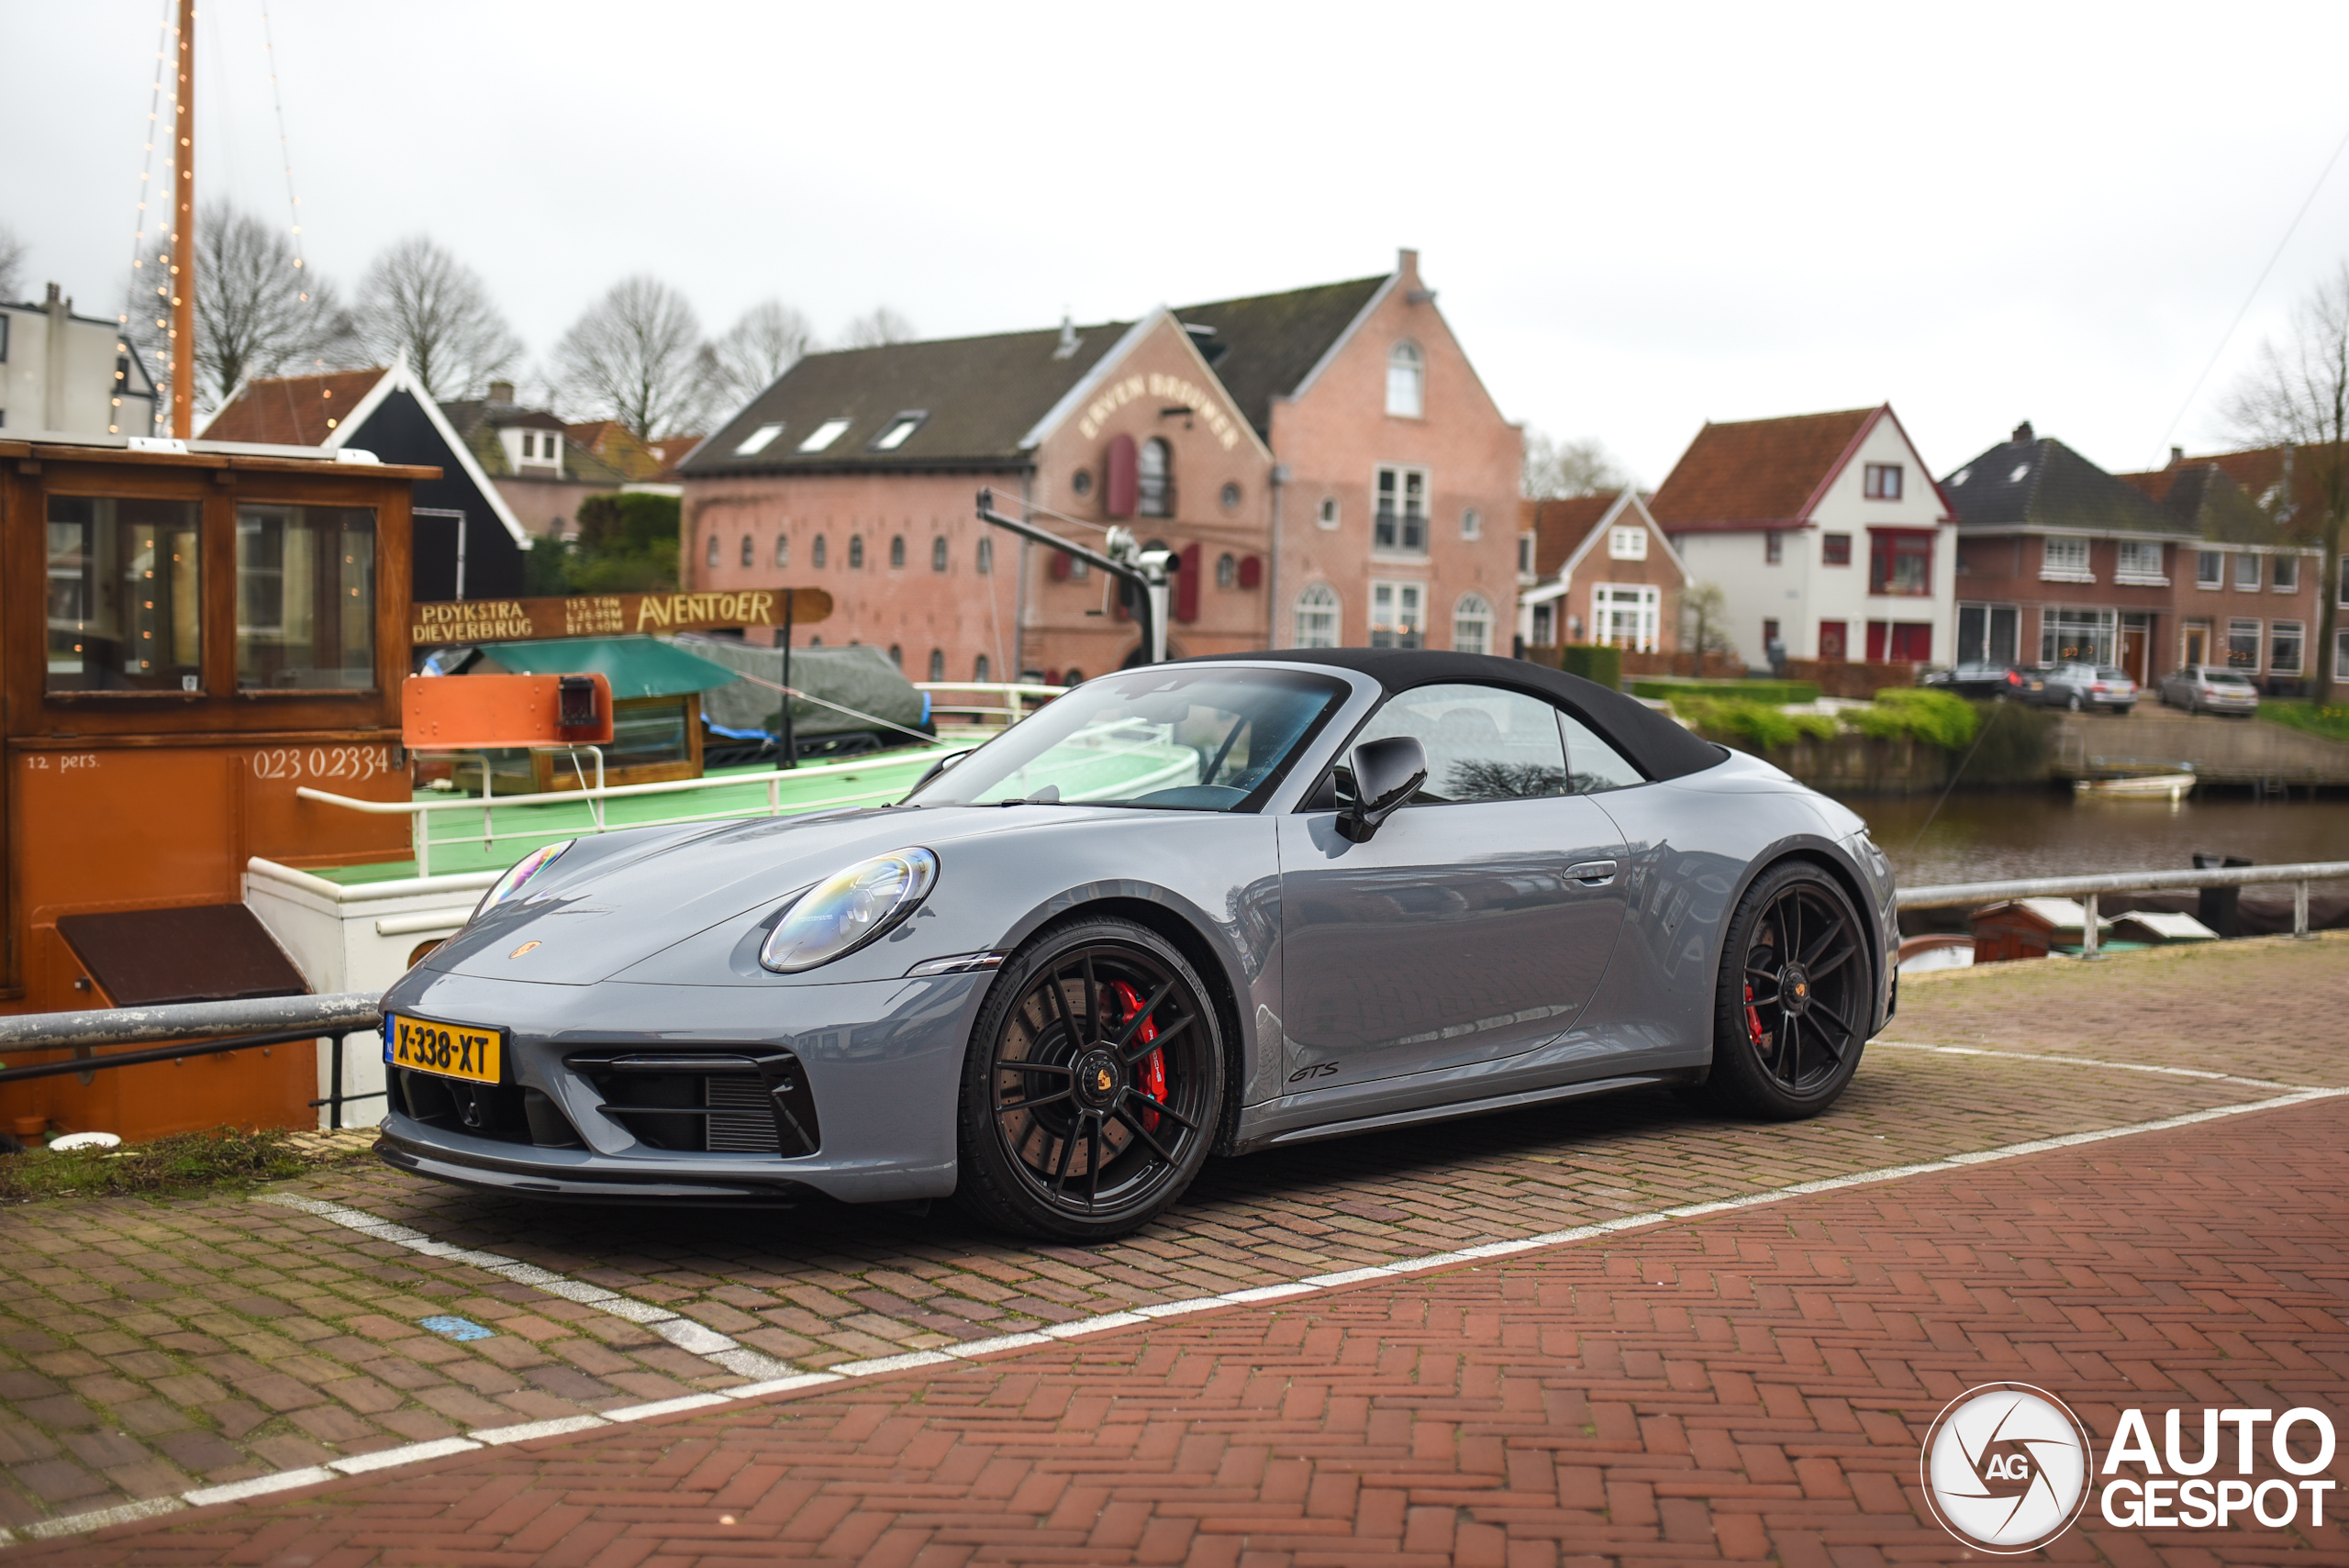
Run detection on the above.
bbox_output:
[168,0,195,439]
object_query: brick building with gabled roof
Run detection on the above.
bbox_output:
[1650,404,1954,668]
[677,250,1522,684]
[1516,492,1689,654]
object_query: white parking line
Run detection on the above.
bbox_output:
[7,1081,2340,1546]
[1868,1039,2310,1091]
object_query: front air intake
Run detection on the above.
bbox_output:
[565,1050,820,1157]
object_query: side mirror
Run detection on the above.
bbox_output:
[1337,736,1427,842]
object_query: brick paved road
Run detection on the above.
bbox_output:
[26,1083,2349,1564]
[0,934,2341,1535]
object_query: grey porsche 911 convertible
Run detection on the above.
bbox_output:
[376,649,1898,1241]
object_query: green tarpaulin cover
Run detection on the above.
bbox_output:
[473,636,738,700]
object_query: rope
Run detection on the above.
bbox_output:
[716,667,946,746]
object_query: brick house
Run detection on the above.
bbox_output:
[440,383,633,543]
[676,251,1521,681]
[1649,406,1955,669]
[1516,491,1688,653]
[1943,424,2325,690]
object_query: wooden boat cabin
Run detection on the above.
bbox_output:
[0,431,431,1139]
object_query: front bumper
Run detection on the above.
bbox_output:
[373,967,996,1206]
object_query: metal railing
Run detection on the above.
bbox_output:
[299,747,948,878]
[0,993,385,1128]
[917,682,1062,730]
[1898,859,2349,956]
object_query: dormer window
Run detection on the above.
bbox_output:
[1386,341,1424,417]
[871,412,926,450]
[734,422,785,455]
[797,417,852,453]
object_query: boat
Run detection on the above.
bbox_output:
[2075,772,2196,800]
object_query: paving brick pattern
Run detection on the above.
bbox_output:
[0,934,2338,1532]
[31,1088,2349,1564]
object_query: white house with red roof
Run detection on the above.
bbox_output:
[1647,405,1956,669]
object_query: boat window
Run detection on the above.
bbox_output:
[907,665,1347,812]
[44,495,204,693]
[236,506,376,691]
[1342,683,1567,805]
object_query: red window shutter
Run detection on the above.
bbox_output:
[1237,554,1263,589]
[1049,549,1072,582]
[1104,435,1138,519]
[1175,542,1202,622]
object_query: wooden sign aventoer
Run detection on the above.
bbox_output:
[409,587,833,646]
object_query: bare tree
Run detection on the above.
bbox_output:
[2223,261,2349,700]
[839,306,915,349]
[1523,428,1629,498]
[191,201,358,411]
[704,299,818,409]
[1679,582,1738,674]
[0,225,27,302]
[352,236,524,400]
[552,274,707,439]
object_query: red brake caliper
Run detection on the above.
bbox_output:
[1109,980,1165,1131]
[1743,983,1766,1051]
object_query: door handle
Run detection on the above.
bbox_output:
[1566,860,1618,885]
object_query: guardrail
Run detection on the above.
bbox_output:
[1897,859,2349,955]
[0,993,386,1129]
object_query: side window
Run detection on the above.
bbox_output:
[1557,710,1643,793]
[1342,684,1568,805]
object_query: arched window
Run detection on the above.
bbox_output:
[887,644,902,668]
[740,534,754,568]
[849,536,865,569]
[1453,592,1493,656]
[811,534,828,567]
[774,534,789,568]
[1294,583,1340,648]
[705,533,720,569]
[974,653,992,683]
[889,536,906,569]
[975,537,993,574]
[1216,551,1236,589]
[927,649,945,682]
[1317,497,1339,531]
[1386,340,1424,418]
[1137,438,1173,517]
[931,536,948,572]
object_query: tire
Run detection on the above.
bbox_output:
[952,917,1225,1242]
[1699,862,1870,1120]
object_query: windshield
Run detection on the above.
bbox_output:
[2208,670,2254,685]
[908,665,1350,811]
[2095,666,2130,681]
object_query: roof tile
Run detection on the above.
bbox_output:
[1647,407,1877,528]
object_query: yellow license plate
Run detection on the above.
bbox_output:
[385,1016,503,1084]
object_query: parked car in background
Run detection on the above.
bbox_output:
[1920,662,2045,700]
[2157,664,2261,717]
[2032,662,2137,714]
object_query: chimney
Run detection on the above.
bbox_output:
[488,380,515,404]
[44,282,61,306]
[2169,445,2184,467]
[1052,312,1079,361]
[2011,420,2034,444]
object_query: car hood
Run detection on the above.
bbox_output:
[418,803,1126,987]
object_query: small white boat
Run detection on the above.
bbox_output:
[2075,771,2196,800]
[1897,933,1976,973]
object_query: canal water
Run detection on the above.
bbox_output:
[1841,787,2349,888]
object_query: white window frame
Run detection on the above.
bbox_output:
[1369,580,1424,648]
[2234,553,2262,592]
[2271,619,2305,675]
[1293,583,1340,648]
[2197,550,2223,589]
[2114,539,2166,585]
[2336,627,2349,680]
[2040,534,2094,583]
[1593,583,1661,652]
[1386,341,1424,418]
[1373,466,1430,556]
[1462,508,1482,540]
[2226,617,2262,672]
[1609,526,1648,561]
[2272,554,2300,592]
[1452,592,1493,655]
[1316,496,1340,531]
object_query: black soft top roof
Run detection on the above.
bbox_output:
[1181,648,1726,783]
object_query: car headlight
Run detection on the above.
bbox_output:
[760,848,938,973]
[472,840,574,921]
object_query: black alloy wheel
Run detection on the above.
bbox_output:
[953,917,1224,1241]
[1699,862,1869,1118]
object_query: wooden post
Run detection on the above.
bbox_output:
[170,0,195,439]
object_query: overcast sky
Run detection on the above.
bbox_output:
[14,2,2349,484]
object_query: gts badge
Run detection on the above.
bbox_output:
[1287,1062,1340,1084]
